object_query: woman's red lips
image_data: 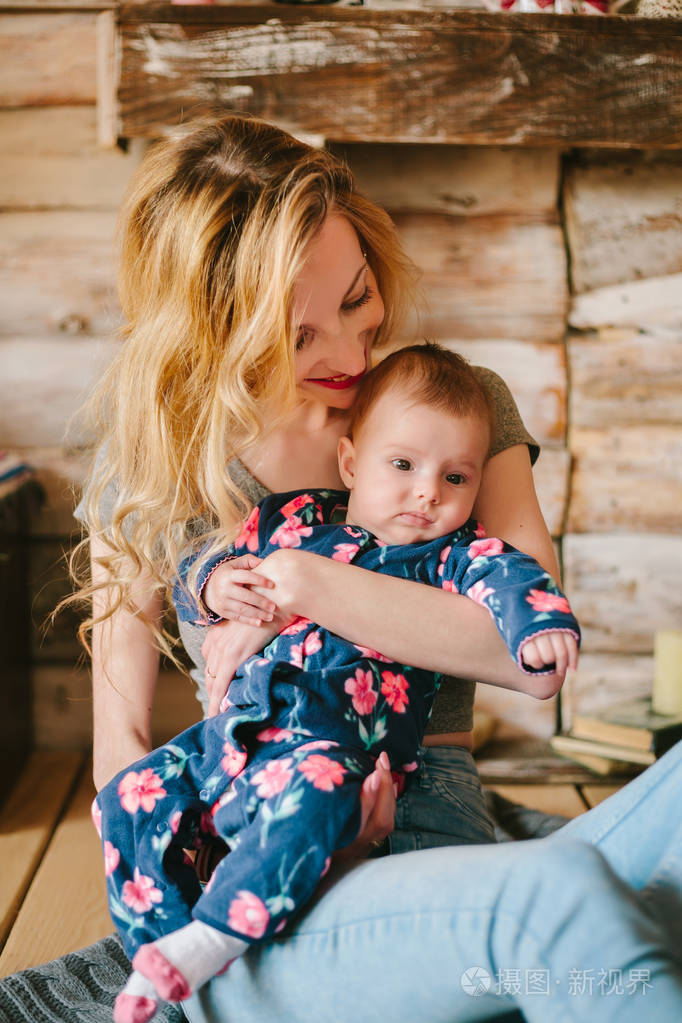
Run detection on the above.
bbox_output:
[306,372,365,390]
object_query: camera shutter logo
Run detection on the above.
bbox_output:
[460,966,492,996]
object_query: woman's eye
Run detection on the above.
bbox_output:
[296,329,313,352]
[391,458,412,472]
[342,287,373,313]
[446,472,466,486]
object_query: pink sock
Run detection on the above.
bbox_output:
[124,920,249,1006]
[113,991,157,1023]
[133,944,191,1002]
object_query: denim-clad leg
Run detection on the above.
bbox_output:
[391,746,496,852]
[182,742,682,1023]
[550,739,682,952]
[549,739,682,888]
[183,838,681,1023]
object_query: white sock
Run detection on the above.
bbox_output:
[135,919,249,998]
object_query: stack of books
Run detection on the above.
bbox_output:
[551,696,682,775]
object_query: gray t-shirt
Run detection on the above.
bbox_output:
[75,365,538,732]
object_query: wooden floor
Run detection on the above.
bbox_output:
[0,751,623,979]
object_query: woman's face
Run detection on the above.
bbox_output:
[293,214,385,411]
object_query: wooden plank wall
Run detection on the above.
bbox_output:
[1,4,681,749]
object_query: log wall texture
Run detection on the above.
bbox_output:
[1,2,681,747]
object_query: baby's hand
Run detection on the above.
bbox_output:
[203,554,277,626]
[520,632,579,676]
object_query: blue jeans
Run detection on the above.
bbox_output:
[182,741,682,1022]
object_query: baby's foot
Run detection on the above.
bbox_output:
[113,971,159,1023]
[133,943,191,1002]
[130,920,249,1004]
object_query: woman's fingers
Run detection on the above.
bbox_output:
[334,751,396,861]
[228,570,277,607]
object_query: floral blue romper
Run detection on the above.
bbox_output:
[93,489,580,959]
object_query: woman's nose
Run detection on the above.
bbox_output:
[329,325,366,376]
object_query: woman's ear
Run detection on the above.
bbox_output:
[337,435,356,490]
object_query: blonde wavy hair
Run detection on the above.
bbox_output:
[69,114,418,658]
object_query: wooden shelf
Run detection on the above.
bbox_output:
[109,3,682,148]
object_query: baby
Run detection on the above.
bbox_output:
[94,344,579,1023]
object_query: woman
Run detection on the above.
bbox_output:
[12,114,680,1022]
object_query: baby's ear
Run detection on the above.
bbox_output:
[337,435,356,489]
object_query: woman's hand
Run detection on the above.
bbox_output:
[334,751,396,861]
[203,554,277,626]
[202,611,292,716]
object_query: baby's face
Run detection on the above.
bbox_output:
[339,390,489,545]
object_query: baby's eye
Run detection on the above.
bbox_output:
[446,472,466,486]
[391,458,412,472]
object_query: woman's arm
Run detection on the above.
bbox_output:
[473,444,560,580]
[90,535,164,791]
[252,446,565,700]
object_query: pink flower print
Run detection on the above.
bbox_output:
[344,668,378,715]
[297,740,338,751]
[234,506,260,552]
[103,840,120,877]
[122,868,163,913]
[289,643,304,669]
[222,743,248,777]
[91,798,102,838]
[270,516,313,549]
[353,643,391,663]
[402,761,418,773]
[298,754,346,791]
[214,788,237,813]
[256,726,294,743]
[280,616,311,636]
[468,537,504,560]
[228,890,270,939]
[442,579,459,593]
[332,543,360,563]
[290,630,323,667]
[118,768,166,814]
[474,521,486,538]
[437,545,452,577]
[526,589,572,614]
[380,671,409,713]
[467,580,495,605]
[251,758,294,798]
[344,526,364,539]
[302,630,322,656]
[279,493,315,519]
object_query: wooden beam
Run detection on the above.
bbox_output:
[116,6,682,148]
[580,784,625,808]
[487,783,586,818]
[0,763,111,974]
[0,13,98,107]
[0,752,84,956]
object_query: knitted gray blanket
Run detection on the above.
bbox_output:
[0,934,183,1023]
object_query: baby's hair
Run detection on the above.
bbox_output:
[349,342,494,450]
